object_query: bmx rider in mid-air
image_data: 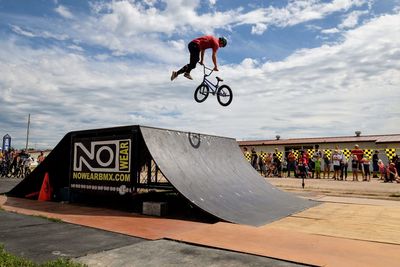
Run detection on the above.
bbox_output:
[171,35,227,81]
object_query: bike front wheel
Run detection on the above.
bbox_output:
[217,85,233,106]
[194,84,210,103]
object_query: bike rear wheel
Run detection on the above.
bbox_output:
[217,85,233,106]
[194,83,210,103]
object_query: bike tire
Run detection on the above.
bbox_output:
[217,85,233,106]
[194,84,210,103]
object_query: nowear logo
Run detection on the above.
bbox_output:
[73,139,131,172]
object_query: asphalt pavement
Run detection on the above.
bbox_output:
[0,178,309,266]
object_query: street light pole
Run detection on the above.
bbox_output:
[25,114,30,151]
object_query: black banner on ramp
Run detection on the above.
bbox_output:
[71,135,132,195]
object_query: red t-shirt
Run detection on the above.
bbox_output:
[351,149,364,161]
[192,35,219,52]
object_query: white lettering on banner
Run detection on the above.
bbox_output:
[73,139,131,172]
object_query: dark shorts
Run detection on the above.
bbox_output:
[373,164,379,172]
[364,165,370,174]
[334,165,341,171]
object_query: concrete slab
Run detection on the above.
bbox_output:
[75,240,309,267]
[0,210,145,263]
[0,178,22,194]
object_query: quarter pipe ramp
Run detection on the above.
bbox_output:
[9,125,317,226]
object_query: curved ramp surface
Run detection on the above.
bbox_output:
[140,127,318,226]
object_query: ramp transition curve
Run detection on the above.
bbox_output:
[140,126,317,226]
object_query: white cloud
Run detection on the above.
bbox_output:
[339,10,368,29]
[251,23,268,35]
[70,0,371,57]
[8,0,371,61]
[1,2,399,148]
[10,25,35,37]
[67,44,84,52]
[10,24,69,41]
[55,5,74,19]
[321,27,340,34]
[236,0,368,29]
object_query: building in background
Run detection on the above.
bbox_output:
[238,132,400,164]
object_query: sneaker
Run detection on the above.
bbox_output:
[184,72,193,80]
[170,71,178,81]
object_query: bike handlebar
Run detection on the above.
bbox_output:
[202,64,214,76]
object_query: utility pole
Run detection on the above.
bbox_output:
[25,114,30,151]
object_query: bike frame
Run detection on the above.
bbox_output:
[201,65,221,93]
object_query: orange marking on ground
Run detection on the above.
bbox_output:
[0,195,208,240]
[2,195,400,267]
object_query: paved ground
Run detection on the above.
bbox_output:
[2,177,400,266]
[0,177,20,194]
[0,178,308,266]
[75,240,308,267]
[0,210,144,263]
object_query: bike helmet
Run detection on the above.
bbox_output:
[219,36,227,47]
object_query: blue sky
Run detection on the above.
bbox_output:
[0,0,399,149]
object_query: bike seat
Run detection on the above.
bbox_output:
[216,76,224,82]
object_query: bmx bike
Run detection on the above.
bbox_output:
[194,65,233,106]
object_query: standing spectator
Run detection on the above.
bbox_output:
[258,153,267,177]
[372,150,379,178]
[340,156,349,181]
[10,153,19,177]
[362,156,371,181]
[297,154,305,178]
[351,144,364,180]
[281,157,288,178]
[309,160,315,178]
[23,156,33,177]
[331,149,342,180]
[315,155,322,179]
[263,153,272,177]
[272,153,282,177]
[250,148,258,170]
[310,145,323,179]
[37,151,46,164]
[323,151,331,179]
[393,154,400,176]
[351,155,359,181]
[287,149,297,178]
[302,150,310,178]
[378,159,386,180]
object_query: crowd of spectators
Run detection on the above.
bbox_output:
[248,144,400,183]
[0,149,46,178]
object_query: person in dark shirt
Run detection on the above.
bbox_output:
[250,148,258,170]
[372,150,379,178]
